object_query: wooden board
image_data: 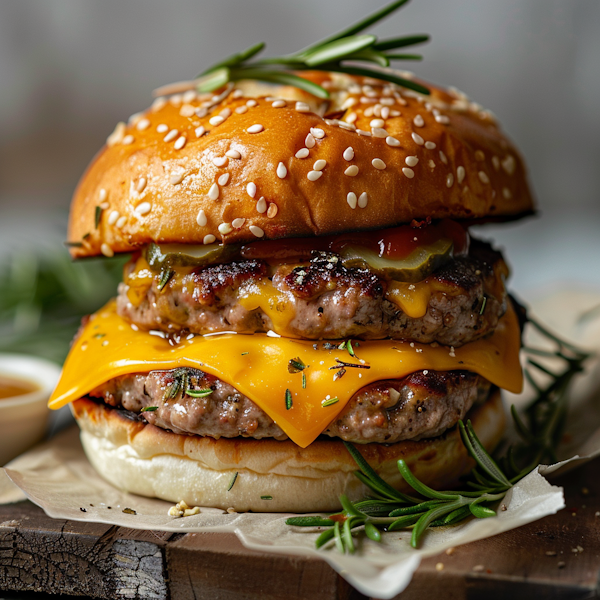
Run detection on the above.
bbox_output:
[0,458,599,600]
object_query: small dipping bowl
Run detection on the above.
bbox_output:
[0,354,61,465]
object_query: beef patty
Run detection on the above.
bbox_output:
[89,367,492,444]
[117,239,507,347]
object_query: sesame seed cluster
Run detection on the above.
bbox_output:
[67,72,534,258]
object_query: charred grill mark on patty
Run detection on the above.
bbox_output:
[89,368,491,444]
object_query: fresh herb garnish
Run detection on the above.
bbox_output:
[141,406,158,412]
[157,268,175,291]
[329,358,370,371]
[94,206,103,229]
[288,357,307,373]
[302,372,307,389]
[479,295,488,316]
[64,241,84,248]
[241,351,249,356]
[333,368,347,381]
[285,388,293,410]
[163,367,211,400]
[287,313,593,552]
[122,508,137,515]
[186,388,213,398]
[227,472,238,491]
[261,495,273,501]
[321,396,339,407]
[193,0,429,99]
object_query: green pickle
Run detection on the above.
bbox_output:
[145,242,240,271]
[339,237,453,282]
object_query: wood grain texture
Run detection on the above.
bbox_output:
[0,458,599,599]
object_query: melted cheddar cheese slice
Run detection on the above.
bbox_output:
[49,301,522,448]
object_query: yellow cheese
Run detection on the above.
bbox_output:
[49,302,522,448]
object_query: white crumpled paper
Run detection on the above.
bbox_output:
[1,288,599,599]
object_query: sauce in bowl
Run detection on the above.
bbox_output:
[0,375,40,400]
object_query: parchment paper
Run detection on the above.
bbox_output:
[2,288,599,599]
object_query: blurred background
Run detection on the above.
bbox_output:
[1,0,599,364]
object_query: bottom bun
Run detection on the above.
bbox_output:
[72,390,505,513]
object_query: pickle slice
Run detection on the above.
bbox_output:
[145,243,240,271]
[339,237,453,282]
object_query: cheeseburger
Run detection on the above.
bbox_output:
[50,72,532,512]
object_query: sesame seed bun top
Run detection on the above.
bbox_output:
[67,72,535,258]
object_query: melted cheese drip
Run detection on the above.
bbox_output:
[49,302,522,448]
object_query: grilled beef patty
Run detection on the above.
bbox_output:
[116,239,506,346]
[89,367,491,444]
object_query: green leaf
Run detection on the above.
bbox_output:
[459,421,512,489]
[389,499,445,517]
[384,53,423,61]
[231,68,329,99]
[397,460,459,501]
[227,472,238,491]
[327,65,430,95]
[186,388,213,398]
[157,268,174,291]
[387,512,422,531]
[285,388,293,410]
[317,0,409,47]
[469,503,496,519]
[285,516,335,527]
[411,500,463,548]
[304,35,377,66]
[346,48,390,68]
[340,494,363,518]
[196,67,231,93]
[364,522,381,542]
[439,504,472,526]
[342,517,356,553]
[315,527,336,549]
[334,521,345,553]
[373,34,430,51]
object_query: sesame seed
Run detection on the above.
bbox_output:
[347,192,357,209]
[446,174,454,187]
[164,129,179,142]
[370,119,385,128]
[174,136,186,150]
[307,170,323,181]
[250,225,264,237]
[235,106,248,115]
[372,158,386,170]
[277,162,287,179]
[343,147,354,161]
[100,243,114,257]
[356,129,372,137]
[116,216,126,229]
[170,171,184,185]
[305,133,316,148]
[478,171,490,184]
[195,107,208,118]
[272,100,286,108]
[436,563,444,572]
[503,187,512,199]
[313,159,326,171]
[411,132,424,145]
[311,128,325,139]
[381,106,390,119]
[151,97,167,112]
[179,104,195,118]
[402,167,415,178]
[157,124,169,133]
[295,102,310,112]
[439,151,448,164]
[371,127,388,138]
[295,148,310,159]
[108,210,120,225]
[208,183,220,200]
[429,159,435,168]
[344,165,359,177]
[212,156,228,167]
[502,155,516,175]
[457,166,466,184]
[99,189,108,202]
[405,156,419,167]
[203,234,216,244]
[390,109,401,117]
[246,99,258,108]
[232,217,245,229]
[413,115,425,127]
[225,149,241,159]
[183,90,197,103]
[267,203,278,218]
[256,197,267,213]
[425,141,436,150]
[358,192,368,208]
[472,565,484,573]
[218,222,232,235]
[492,156,500,171]
[196,209,207,227]
[209,116,225,127]
[346,112,357,124]
[134,202,151,216]
[247,182,257,198]
[219,108,232,118]
[195,126,206,138]
[136,177,147,193]
[435,114,450,124]
[136,119,150,131]
[218,173,230,186]
[475,150,485,161]
[122,135,134,145]
[386,136,401,147]
[248,124,264,134]
[169,94,182,106]
[341,97,357,110]
[232,89,243,99]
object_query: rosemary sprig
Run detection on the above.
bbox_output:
[286,313,593,552]
[195,0,430,99]
[163,367,213,401]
